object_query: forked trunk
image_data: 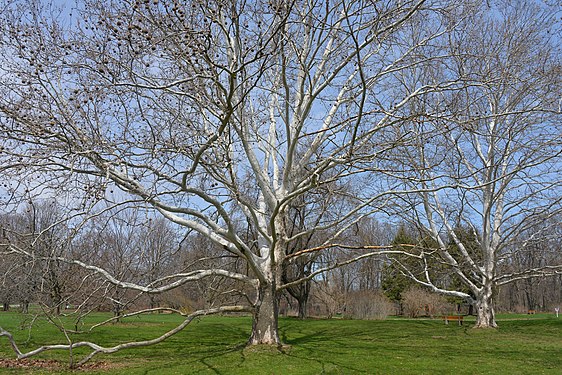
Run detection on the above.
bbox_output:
[297,296,308,320]
[20,300,29,314]
[474,285,497,328]
[248,281,280,345]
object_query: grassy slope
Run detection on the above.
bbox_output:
[0,312,560,374]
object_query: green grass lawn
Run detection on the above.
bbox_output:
[0,311,560,374]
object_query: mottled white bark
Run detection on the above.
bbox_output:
[249,282,280,345]
[474,283,497,328]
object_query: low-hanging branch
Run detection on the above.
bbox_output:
[496,265,562,286]
[279,246,431,292]
[284,242,423,261]
[0,305,251,368]
[4,242,255,294]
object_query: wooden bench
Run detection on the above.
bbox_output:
[442,315,464,325]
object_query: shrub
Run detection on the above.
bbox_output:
[346,290,394,320]
[401,286,450,318]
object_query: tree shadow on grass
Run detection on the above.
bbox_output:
[139,341,248,375]
[278,325,375,374]
[146,319,460,374]
[196,342,248,375]
[183,327,367,374]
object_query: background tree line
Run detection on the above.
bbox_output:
[2,201,560,320]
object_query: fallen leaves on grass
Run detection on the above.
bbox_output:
[0,358,114,370]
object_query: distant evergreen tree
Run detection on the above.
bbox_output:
[381,225,418,310]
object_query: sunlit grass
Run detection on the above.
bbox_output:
[0,311,560,374]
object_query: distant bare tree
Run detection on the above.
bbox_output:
[0,200,79,315]
[497,217,562,312]
[383,0,562,327]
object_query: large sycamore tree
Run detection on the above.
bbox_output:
[384,0,562,328]
[0,0,462,363]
